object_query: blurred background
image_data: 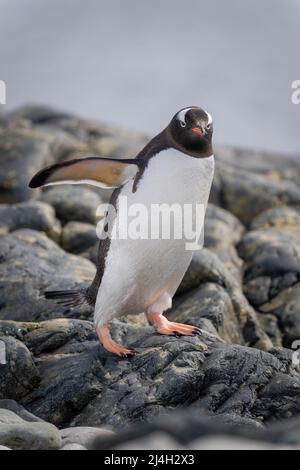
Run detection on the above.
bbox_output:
[0,0,299,153]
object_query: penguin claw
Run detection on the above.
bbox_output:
[192,327,202,336]
[173,332,183,337]
[120,349,136,358]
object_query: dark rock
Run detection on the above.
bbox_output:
[0,201,61,242]
[61,222,98,254]
[40,186,103,225]
[237,228,300,346]
[257,314,282,348]
[0,318,297,430]
[175,249,272,349]
[0,229,95,322]
[177,248,230,295]
[0,336,40,400]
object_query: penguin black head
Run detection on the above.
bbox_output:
[167,106,213,158]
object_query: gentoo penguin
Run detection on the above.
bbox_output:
[29,106,214,357]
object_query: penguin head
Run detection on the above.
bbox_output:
[168,106,213,158]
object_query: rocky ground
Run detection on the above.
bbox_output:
[0,106,300,450]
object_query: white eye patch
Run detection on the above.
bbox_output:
[176,107,213,126]
[206,111,213,125]
[176,107,195,125]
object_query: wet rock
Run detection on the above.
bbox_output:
[259,283,300,347]
[0,336,40,401]
[238,228,300,346]
[175,249,271,349]
[0,201,61,241]
[0,318,296,429]
[0,230,95,322]
[0,409,61,450]
[61,222,98,254]
[40,186,102,225]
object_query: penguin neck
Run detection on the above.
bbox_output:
[136,131,170,165]
[135,129,213,166]
[169,131,213,159]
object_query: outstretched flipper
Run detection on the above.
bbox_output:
[29,156,140,189]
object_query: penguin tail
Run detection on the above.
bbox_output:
[44,288,88,308]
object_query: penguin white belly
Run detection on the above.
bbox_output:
[94,150,214,326]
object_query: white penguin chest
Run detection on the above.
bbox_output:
[124,149,214,207]
[95,150,214,320]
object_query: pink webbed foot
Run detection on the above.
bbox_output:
[96,324,136,358]
[146,312,202,337]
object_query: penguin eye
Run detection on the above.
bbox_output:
[180,121,186,128]
[206,123,211,131]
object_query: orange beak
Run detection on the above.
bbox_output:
[192,127,203,137]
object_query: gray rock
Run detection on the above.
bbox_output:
[40,186,103,224]
[0,229,95,322]
[0,201,61,242]
[0,400,44,423]
[61,222,98,254]
[250,206,300,237]
[0,126,53,204]
[175,249,271,349]
[9,105,147,159]
[204,204,244,280]
[214,163,300,225]
[0,336,40,401]
[0,318,295,430]
[257,314,282,348]
[215,146,300,186]
[0,445,11,450]
[0,409,61,450]
[61,426,114,450]
[238,228,300,346]
[92,407,300,450]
